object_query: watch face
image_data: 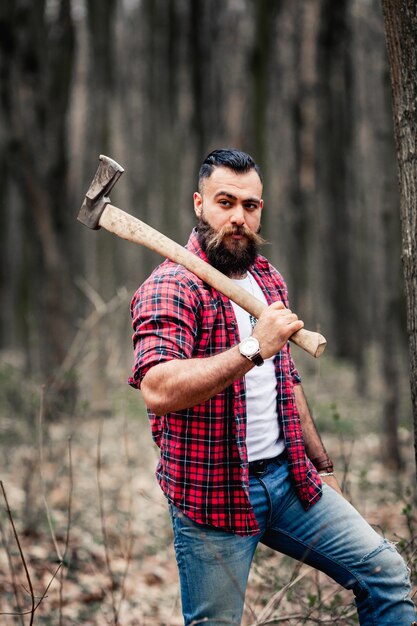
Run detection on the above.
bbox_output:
[241,337,259,357]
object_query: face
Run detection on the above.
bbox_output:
[193,167,264,277]
[194,166,263,235]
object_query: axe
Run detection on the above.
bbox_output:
[78,155,326,358]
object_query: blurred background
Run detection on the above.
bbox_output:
[0,0,411,463]
[1,2,416,624]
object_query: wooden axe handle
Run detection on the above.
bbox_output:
[100,204,327,358]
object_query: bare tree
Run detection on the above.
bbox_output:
[0,0,76,403]
[0,0,410,442]
[382,0,417,475]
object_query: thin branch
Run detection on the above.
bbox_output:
[1,480,36,625]
[0,521,25,626]
[56,285,128,380]
[75,276,107,312]
[247,615,305,625]
[116,412,136,616]
[58,436,74,626]
[38,385,62,561]
[97,420,119,626]
[189,619,239,625]
[248,566,310,626]
[290,582,357,626]
[64,436,73,558]
[338,436,355,497]
[37,387,74,625]
[33,562,63,612]
[0,562,63,617]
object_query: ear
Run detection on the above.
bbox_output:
[193,192,203,217]
[260,199,264,211]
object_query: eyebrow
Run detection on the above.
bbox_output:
[214,191,261,204]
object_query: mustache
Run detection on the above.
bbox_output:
[203,223,266,252]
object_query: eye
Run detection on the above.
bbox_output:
[219,199,231,207]
[244,203,259,211]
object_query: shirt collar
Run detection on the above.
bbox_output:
[185,228,209,261]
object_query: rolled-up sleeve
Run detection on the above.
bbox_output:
[289,352,302,385]
[128,269,200,389]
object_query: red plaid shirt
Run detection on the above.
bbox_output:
[129,230,322,535]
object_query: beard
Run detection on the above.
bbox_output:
[196,214,266,277]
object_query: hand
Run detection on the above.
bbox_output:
[252,301,304,359]
[320,473,343,496]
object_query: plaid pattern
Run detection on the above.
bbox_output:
[129,230,322,535]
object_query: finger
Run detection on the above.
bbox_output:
[283,319,303,334]
[270,300,286,310]
[277,311,298,324]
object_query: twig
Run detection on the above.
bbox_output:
[58,436,73,626]
[190,619,239,625]
[97,420,119,626]
[1,478,65,622]
[63,437,73,558]
[293,608,357,624]
[0,521,25,626]
[247,615,305,625]
[1,481,36,625]
[0,562,63,617]
[116,411,136,616]
[38,386,74,625]
[248,566,310,625]
[75,276,107,312]
[291,580,357,626]
[38,385,63,560]
[56,284,128,380]
[339,437,355,497]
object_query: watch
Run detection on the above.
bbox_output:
[239,336,264,366]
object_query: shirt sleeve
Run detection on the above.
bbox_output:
[128,269,200,389]
[270,265,302,385]
[289,347,302,385]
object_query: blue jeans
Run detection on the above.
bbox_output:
[170,457,416,625]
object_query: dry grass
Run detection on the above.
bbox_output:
[0,354,416,625]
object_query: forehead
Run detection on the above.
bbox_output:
[201,167,263,198]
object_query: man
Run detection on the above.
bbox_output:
[129,149,416,625]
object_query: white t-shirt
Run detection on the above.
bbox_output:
[231,273,285,462]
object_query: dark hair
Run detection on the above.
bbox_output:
[198,148,263,190]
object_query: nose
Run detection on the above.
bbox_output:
[230,204,245,226]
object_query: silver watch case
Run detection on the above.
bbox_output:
[239,336,264,366]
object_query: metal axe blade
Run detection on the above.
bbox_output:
[77,155,124,230]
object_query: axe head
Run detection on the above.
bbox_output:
[78,155,124,230]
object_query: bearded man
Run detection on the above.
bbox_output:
[129,148,416,626]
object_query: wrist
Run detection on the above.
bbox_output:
[250,332,272,361]
[239,336,264,367]
[311,453,334,473]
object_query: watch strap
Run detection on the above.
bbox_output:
[250,352,264,366]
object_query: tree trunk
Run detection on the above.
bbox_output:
[382,0,417,476]
[0,1,75,391]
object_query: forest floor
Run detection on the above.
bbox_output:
[0,352,416,626]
